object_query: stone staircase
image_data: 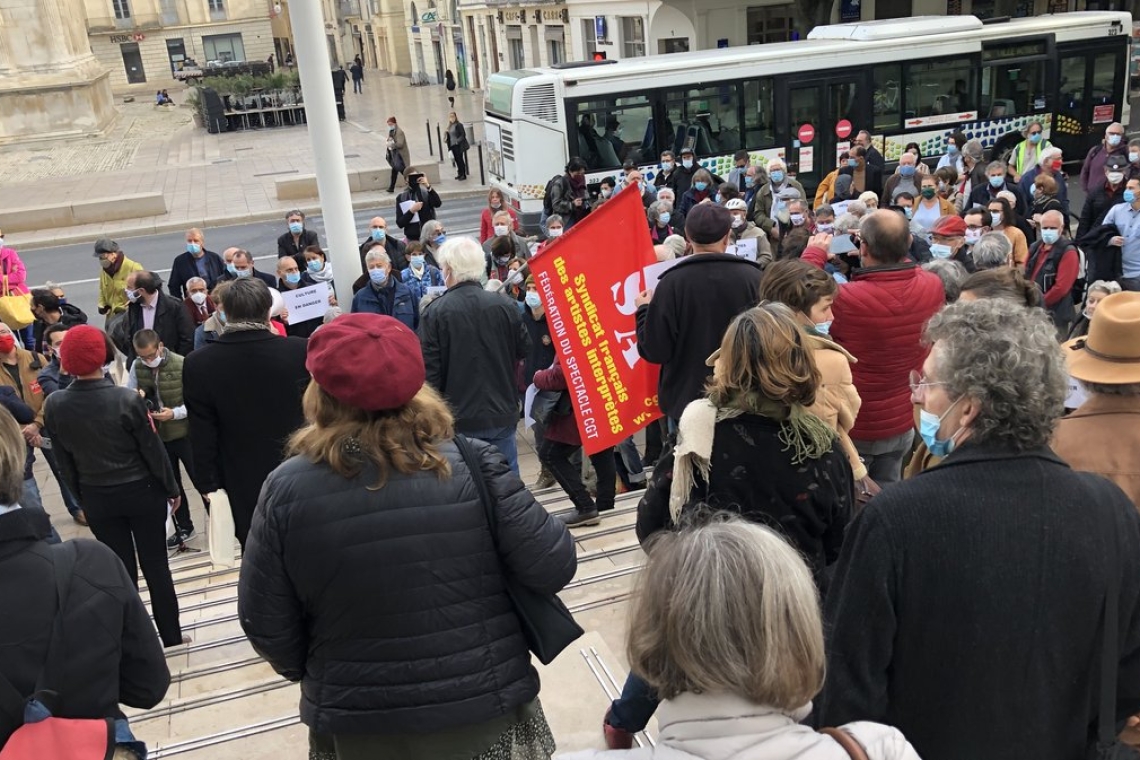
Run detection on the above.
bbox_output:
[129,486,651,759]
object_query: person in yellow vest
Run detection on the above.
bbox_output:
[1008,120,1051,184]
[94,239,144,331]
[128,329,208,548]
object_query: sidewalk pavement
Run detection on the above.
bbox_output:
[0,71,489,249]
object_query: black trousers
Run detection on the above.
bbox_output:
[164,436,202,534]
[450,145,468,179]
[539,439,615,513]
[82,478,182,646]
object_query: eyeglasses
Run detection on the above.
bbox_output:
[909,370,947,399]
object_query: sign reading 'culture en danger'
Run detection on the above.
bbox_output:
[528,187,662,454]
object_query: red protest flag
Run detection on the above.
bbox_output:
[527,186,663,455]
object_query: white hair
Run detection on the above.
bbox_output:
[436,237,486,284]
[1039,146,1063,167]
[767,158,787,171]
[364,248,390,266]
[186,277,207,289]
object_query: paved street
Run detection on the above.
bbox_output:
[22,196,490,321]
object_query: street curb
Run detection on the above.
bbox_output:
[16,187,490,251]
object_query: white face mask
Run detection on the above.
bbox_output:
[731,216,745,229]
[547,227,563,238]
[493,224,509,237]
[189,292,207,305]
[1108,171,1125,185]
[143,353,163,369]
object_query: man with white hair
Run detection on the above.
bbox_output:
[419,237,530,474]
[1080,121,1128,195]
[881,151,920,206]
[971,231,1014,270]
[1019,146,1070,219]
[747,158,805,243]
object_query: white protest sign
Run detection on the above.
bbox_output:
[726,238,758,261]
[643,258,682,291]
[399,199,420,224]
[281,282,330,325]
[1065,375,1089,410]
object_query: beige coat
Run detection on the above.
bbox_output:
[1052,393,1140,509]
[805,333,865,480]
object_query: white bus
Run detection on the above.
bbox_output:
[483,12,1131,228]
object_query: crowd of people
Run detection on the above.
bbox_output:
[1,119,1140,760]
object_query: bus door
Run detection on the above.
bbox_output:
[778,74,866,197]
[1052,37,1128,164]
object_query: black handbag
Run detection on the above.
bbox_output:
[530,389,571,426]
[455,435,583,665]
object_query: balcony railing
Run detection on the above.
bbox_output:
[86,13,165,33]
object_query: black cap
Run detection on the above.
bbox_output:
[685,203,733,245]
[93,238,120,256]
[680,146,695,156]
[1106,154,1129,171]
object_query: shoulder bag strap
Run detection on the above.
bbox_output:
[819,727,871,760]
[455,435,498,545]
[1097,480,1122,754]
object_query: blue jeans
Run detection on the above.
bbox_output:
[607,672,659,733]
[616,436,646,485]
[466,426,519,475]
[41,445,82,517]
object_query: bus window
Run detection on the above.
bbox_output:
[571,96,653,170]
[981,59,1048,118]
[905,57,976,118]
[873,64,902,131]
[742,78,776,149]
[664,83,743,156]
[1091,51,1119,108]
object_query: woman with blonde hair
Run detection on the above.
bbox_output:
[564,519,920,760]
[606,303,853,750]
[239,313,576,760]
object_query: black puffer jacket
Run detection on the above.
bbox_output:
[0,508,170,745]
[238,437,576,735]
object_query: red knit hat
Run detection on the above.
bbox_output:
[60,325,108,376]
[306,314,424,411]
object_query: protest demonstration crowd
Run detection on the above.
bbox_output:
[2,117,1140,760]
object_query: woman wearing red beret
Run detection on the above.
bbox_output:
[238,313,577,760]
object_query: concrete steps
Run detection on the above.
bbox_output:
[132,486,646,758]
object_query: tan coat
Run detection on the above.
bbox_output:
[805,333,865,480]
[1052,394,1140,509]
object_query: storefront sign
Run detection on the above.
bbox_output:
[421,11,437,22]
[528,187,662,455]
[110,33,145,43]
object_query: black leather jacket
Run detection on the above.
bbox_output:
[43,378,178,499]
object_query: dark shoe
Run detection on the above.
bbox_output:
[604,708,634,750]
[561,509,600,528]
[72,509,88,526]
[535,468,557,490]
[166,528,195,549]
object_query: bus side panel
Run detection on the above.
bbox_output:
[486,117,567,229]
[875,114,1054,162]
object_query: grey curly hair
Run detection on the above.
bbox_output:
[925,299,1066,452]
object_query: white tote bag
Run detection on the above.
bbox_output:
[207,490,238,569]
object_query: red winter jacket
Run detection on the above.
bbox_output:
[802,244,945,441]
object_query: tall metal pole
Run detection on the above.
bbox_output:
[287,0,360,303]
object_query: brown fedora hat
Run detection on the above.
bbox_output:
[1063,291,1140,384]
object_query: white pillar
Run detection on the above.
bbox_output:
[288,0,360,304]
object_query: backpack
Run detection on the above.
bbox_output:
[542,174,566,217]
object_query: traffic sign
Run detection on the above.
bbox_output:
[835,119,852,139]
[798,123,815,144]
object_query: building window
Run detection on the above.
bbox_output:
[620,16,644,58]
[506,26,525,69]
[203,33,246,63]
[747,5,793,45]
[582,18,597,59]
[548,39,563,65]
[113,0,131,19]
[208,0,224,12]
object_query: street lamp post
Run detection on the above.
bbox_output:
[287,0,360,306]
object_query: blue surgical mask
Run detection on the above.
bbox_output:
[187,243,202,255]
[1108,134,1123,147]
[285,272,301,285]
[847,159,858,168]
[903,207,913,220]
[899,165,916,177]
[226,263,237,276]
[1131,152,1140,164]
[434,234,447,246]
[815,320,833,337]
[745,175,755,188]
[289,222,303,235]
[919,398,962,458]
[1126,189,1137,204]
[1041,228,1060,245]
[218,310,226,324]
[369,268,388,285]
[659,212,671,226]
[947,143,959,155]
[930,243,953,260]
[307,259,324,273]
[1029,133,1042,144]
[770,170,785,183]
[235,268,252,278]
[682,158,693,170]
[988,175,1004,189]
[525,292,542,309]
[694,181,708,192]
[662,160,674,171]
[371,228,386,242]
[410,255,425,268]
